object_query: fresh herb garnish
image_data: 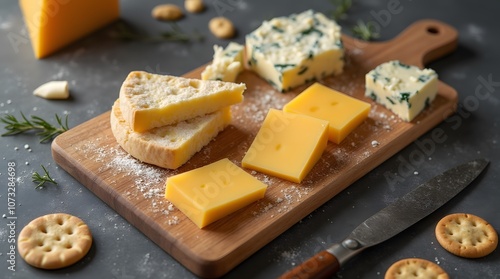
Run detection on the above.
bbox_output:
[330,0,352,21]
[110,21,203,43]
[32,165,57,189]
[0,112,69,143]
[352,20,380,41]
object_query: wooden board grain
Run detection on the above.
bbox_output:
[52,19,458,278]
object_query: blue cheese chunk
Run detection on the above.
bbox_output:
[201,42,244,82]
[245,10,344,92]
[365,60,438,122]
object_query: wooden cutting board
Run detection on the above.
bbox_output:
[52,19,458,278]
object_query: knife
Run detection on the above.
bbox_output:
[279,158,489,279]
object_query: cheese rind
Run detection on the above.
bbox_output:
[110,100,231,169]
[165,158,267,228]
[201,42,244,82]
[365,60,438,122]
[245,10,344,92]
[283,83,371,144]
[119,71,245,132]
[19,0,119,59]
[242,109,328,183]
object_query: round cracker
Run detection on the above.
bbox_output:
[385,258,449,279]
[18,213,93,269]
[435,213,498,258]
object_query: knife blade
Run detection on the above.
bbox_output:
[279,158,489,279]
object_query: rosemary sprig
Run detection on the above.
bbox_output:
[32,165,57,189]
[330,0,352,21]
[352,20,380,41]
[0,112,69,143]
[111,21,203,43]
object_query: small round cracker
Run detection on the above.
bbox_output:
[385,258,449,279]
[18,213,92,269]
[435,213,498,258]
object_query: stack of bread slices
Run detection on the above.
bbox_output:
[110,71,246,169]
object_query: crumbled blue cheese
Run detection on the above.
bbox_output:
[245,10,344,92]
[201,42,244,82]
[365,60,438,121]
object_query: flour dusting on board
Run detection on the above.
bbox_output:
[234,85,291,124]
[75,137,182,226]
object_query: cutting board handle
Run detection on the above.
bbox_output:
[346,19,458,68]
[390,19,458,66]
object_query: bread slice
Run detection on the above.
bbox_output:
[110,100,232,169]
[119,71,245,132]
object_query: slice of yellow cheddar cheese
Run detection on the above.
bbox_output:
[119,71,245,132]
[242,108,329,183]
[19,0,120,59]
[283,83,371,144]
[165,158,267,228]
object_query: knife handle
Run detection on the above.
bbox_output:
[278,250,340,279]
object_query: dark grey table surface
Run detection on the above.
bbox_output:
[1,0,499,278]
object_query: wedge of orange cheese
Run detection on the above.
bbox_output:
[19,0,119,58]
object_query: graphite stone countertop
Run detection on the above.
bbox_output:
[1,0,499,278]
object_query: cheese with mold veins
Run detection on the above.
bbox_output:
[242,109,328,183]
[365,60,438,122]
[245,10,344,92]
[165,158,267,228]
[201,42,244,82]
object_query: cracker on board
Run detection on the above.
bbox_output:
[18,213,93,269]
[384,258,449,279]
[435,213,498,258]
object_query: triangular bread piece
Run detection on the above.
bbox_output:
[110,100,232,169]
[119,71,245,132]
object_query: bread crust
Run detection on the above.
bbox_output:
[110,100,231,169]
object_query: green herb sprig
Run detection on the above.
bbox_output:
[111,21,203,43]
[0,112,69,143]
[330,0,352,21]
[32,165,57,189]
[352,20,380,41]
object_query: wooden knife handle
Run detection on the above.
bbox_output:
[278,250,340,279]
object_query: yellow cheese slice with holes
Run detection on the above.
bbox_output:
[165,158,267,228]
[283,83,371,144]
